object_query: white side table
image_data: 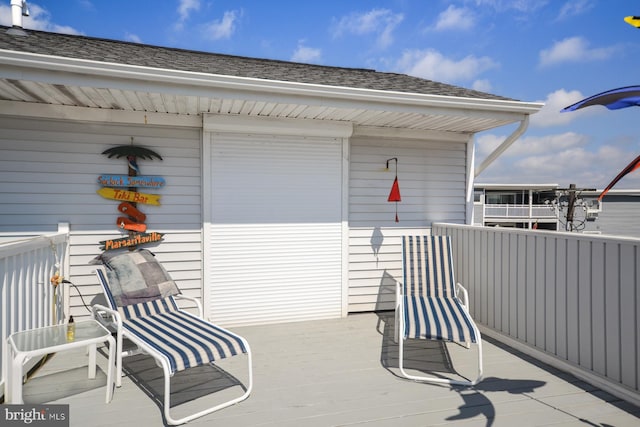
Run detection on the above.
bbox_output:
[3,319,115,404]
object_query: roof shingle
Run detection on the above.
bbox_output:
[0,26,515,101]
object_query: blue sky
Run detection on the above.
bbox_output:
[2,0,640,189]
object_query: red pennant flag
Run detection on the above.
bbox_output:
[388,177,401,202]
[388,176,401,222]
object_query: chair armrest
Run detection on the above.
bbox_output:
[91,304,121,321]
[455,282,470,310]
[396,280,403,306]
[92,303,123,338]
[175,294,203,318]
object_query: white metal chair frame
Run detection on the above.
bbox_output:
[93,269,253,425]
[395,236,483,386]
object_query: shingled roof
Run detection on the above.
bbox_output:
[0,25,514,102]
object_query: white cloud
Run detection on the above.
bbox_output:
[125,32,142,44]
[470,0,549,13]
[529,88,587,127]
[291,41,322,63]
[557,0,595,20]
[178,0,200,22]
[203,10,239,40]
[332,9,404,49]
[434,5,474,31]
[175,0,200,30]
[396,48,498,84]
[539,36,617,67]
[475,131,640,189]
[78,1,94,9]
[476,131,587,159]
[472,79,493,92]
[0,4,82,34]
[510,144,636,187]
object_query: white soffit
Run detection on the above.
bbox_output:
[0,49,544,133]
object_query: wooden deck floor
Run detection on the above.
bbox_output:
[19,312,640,426]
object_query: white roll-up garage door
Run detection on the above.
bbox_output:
[208,133,343,326]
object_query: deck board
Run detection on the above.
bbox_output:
[19,312,640,426]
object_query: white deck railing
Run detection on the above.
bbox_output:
[433,222,640,406]
[0,223,70,392]
[483,203,557,218]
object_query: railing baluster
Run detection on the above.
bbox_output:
[0,230,70,392]
[433,223,640,405]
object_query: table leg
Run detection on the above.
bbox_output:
[88,343,97,379]
[105,335,115,403]
[8,352,27,404]
[2,339,8,402]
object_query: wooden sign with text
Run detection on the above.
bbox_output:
[98,143,164,251]
[100,232,164,251]
[98,175,165,188]
[97,187,161,206]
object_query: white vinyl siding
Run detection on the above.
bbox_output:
[583,196,640,237]
[348,135,469,312]
[0,116,203,317]
[207,133,343,326]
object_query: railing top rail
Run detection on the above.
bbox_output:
[433,222,640,244]
[484,203,553,210]
[0,232,68,258]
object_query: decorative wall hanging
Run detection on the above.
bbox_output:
[96,187,161,206]
[97,138,165,251]
[386,157,401,222]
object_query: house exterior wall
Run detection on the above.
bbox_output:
[347,131,470,312]
[0,111,474,323]
[582,195,640,238]
[0,115,203,316]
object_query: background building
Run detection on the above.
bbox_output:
[474,184,640,238]
[473,184,560,230]
[581,189,640,237]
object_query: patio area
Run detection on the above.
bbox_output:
[18,311,640,426]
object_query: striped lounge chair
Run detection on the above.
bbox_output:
[396,235,482,385]
[91,249,252,425]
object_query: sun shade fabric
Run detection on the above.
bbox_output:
[93,249,180,307]
[561,86,640,112]
[95,269,248,374]
[401,235,477,343]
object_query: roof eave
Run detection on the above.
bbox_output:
[0,49,545,120]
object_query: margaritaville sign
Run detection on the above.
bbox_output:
[97,143,165,251]
[100,232,164,251]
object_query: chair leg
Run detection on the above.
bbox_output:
[115,328,123,387]
[162,343,254,425]
[393,309,399,344]
[398,328,483,386]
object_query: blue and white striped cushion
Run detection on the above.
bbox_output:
[402,235,455,298]
[123,309,248,373]
[403,295,477,343]
[401,235,477,343]
[118,296,178,319]
[96,269,247,373]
